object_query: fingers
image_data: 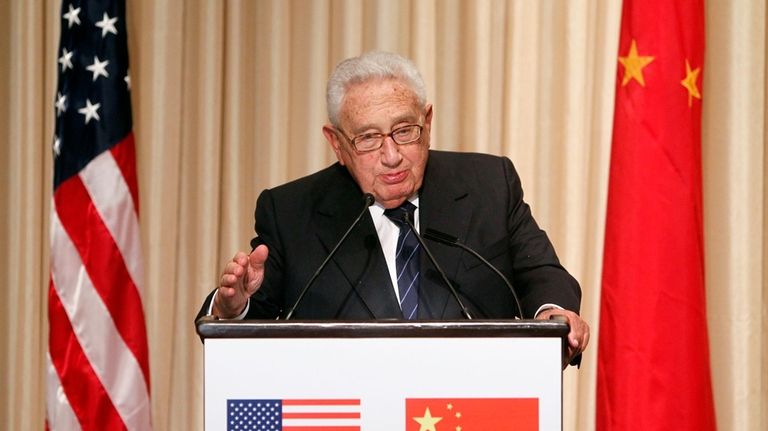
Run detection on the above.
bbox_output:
[536,308,590,360]
[219,251,249,290]
[565,313,590,358]
[214,250,258,318]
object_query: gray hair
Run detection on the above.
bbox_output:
[326,51,427,127]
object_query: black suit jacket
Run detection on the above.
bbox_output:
[197,150,580,320]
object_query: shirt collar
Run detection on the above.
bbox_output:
[369,195,420,219]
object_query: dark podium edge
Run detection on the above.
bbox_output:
[196,317,568,338]
[196,318,569,365]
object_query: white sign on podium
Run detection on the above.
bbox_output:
[199,320,566,431]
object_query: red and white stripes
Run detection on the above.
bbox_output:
[47,135,151,430]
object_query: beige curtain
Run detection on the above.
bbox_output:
[1,0,765,429]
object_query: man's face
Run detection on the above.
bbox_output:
[323,78,432,209]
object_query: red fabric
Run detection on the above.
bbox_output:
[48,1,151,427]
[597,0,716,430]
[53,160,151,387]
[110,133,140,215]
[405,398,537,430]
[49,281,126,429]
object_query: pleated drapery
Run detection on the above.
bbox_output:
[0,1,765,430]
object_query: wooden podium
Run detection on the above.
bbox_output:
[197,319,568,431]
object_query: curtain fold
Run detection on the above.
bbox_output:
[0,1,48,429]
[0,1,765,429]
[702,1,767,429]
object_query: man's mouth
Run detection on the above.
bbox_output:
[379,171,408,184]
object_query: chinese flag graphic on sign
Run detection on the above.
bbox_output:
[405,398,538,431]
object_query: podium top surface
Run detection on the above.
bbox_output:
[196,318,569,340]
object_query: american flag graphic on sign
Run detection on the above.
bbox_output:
[226,399,361,431]
[46,0,151,429]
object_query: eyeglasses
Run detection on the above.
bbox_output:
[336,124,423,153]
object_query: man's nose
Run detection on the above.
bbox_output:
[380,137,403,166]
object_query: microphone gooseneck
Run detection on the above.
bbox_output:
[423,228,524,319]
[283,193,375,320]
[403,213,474,320]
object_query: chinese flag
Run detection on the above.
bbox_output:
[405,398,537,431]
[597,0,716,430]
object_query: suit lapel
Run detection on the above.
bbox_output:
[312,166,401,319]
[418,151,474,318]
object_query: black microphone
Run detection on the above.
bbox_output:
[283,193,375,320]
[424,228,524,319]
[402,213,474,320]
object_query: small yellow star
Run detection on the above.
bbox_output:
[680,59,702,107]
[455,412,462,418]
[618,39,655,87]
[413,407,443,431]
[456,427,462,431]
[446,403,453,410]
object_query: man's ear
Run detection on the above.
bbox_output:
[424,104,433,131]
[322,124,345,166]
[423,104,434,148]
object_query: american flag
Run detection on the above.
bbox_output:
[226,399,361,431]
[47,0,152,429]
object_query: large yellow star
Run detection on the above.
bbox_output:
[413,407,443,431]
[618,39,655,87]
[680,59,702,107]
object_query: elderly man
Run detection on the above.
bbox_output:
[197,51,589,362]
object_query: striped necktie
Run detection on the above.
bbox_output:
[384,201,420,319]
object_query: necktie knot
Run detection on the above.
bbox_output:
[384,201,417,225]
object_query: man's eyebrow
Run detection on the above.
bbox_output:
[350,115,419,135]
